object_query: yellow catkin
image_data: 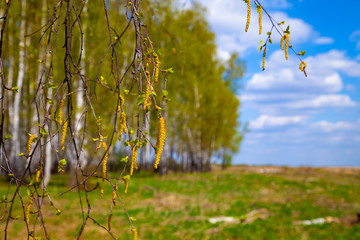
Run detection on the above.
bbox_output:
[58,99,64,125]
[132,228,138,240]
[245,0,251,32]
[122,177,128,193]
[26,196,34,225]
[102,142,108,181]
[35,165,42,183]
[262,48,266,71]
[280,35,285,50]
[299,61,307,71]
[130,146,139,176]
[154,116,166,169]
[100,188,104,199]
[112,186,117,205]
[154,55,160,83]
[61,121,68,150]
[27,134,35,156]
[285,33,290,60]
[95,141,103,153]
[143,83,152,110]
[259,6,262,35]
[119,111,127,141]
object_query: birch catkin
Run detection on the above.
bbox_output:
[130,146,139,176]
[132,228,138,240]
[262,48,267,71]
[27,134,35,156]
[154,116,166,169]
[280,35,285,50]
[26,196,34,224]
[119,111,127,141]
[154,55,160,83]
[61,121,68,150]
[299,61,307,71]
[245,0,251,32]
[102,142,108,181]
[285,33,290,60]
[258,5,262,35]
[58,99,64,125]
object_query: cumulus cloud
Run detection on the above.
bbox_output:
[183,0,333,60]
[312,120,360,132]
[261,0,292,9]
[313,37,334,45]
[243,50,359,114]
[250,115,306,130]
[289,94,356,109]
[350,29,360,50]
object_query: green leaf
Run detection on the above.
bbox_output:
[129,127,134,135]
[298,50,306,56]
[40,128,47,136]
[92,138,99,142]
[56,209,62,215]
[10,86,19,93]
[96,117,102,126]
[136,93,146,105]
[46,98,54,104]
[260,40,264,45]
[59,158,67,166]
[18,153,25,156]
[99,76,107,85]
[285,25,290,34]
[267,32,271,36]
[124,89,130,95]
[46,83,57,88]
[163,67,174,73]
[278,21,285,25]
[131,139,140,147]
[140,139,148,147]
[120,156,129,163]
[4,134,12,140]
[269,38,273,44]
[162,90,168,97]
[124,141,130,147]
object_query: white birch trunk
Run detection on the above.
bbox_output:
[40,0,53,188]
[11,0,27,174]
[75,4,88,169]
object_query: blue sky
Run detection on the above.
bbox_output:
[182,0,360,166]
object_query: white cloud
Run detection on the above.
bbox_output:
[312,120,360,132]
[185,0,332,58]
[250,115,306,130]
[290,95,356,109]
[346,84,356,92]
[242,49,359,115]
[350,29,360,50]
[306,50,360,77]
[313,37,334,45]
[261,0,292,9]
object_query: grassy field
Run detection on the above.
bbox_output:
[1,166,360,240]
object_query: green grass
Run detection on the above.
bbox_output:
[0,166,360,239]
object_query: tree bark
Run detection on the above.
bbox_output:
[11,0,27,175]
